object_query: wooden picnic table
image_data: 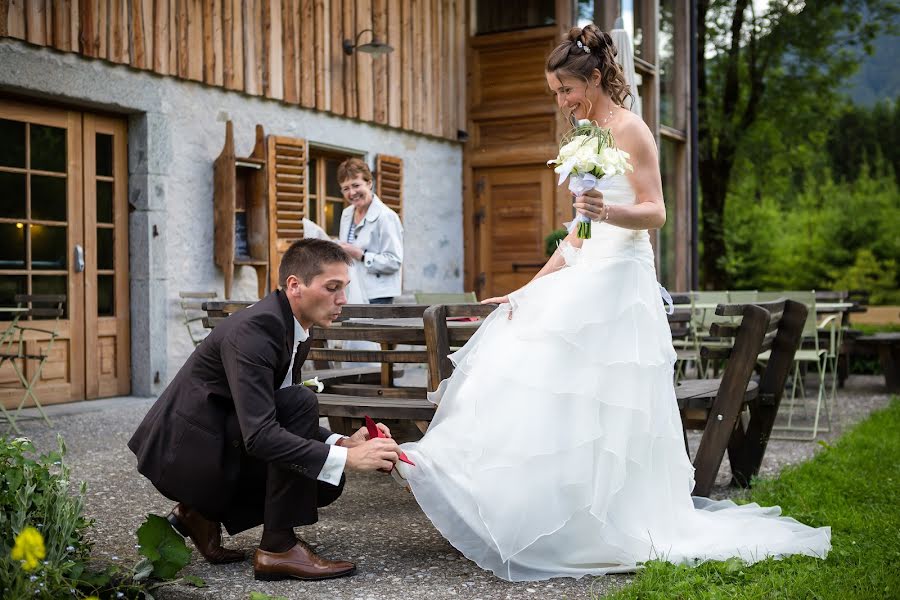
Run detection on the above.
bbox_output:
[855,333,900,392]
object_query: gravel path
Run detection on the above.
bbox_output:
[10,374,893,600]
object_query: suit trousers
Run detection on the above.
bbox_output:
[220,385,345,535]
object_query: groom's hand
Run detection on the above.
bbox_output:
[345,438,401,472]
[346,422,392,446]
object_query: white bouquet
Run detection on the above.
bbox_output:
[547,119,633,239]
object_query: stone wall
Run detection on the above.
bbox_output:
[0,40,464,396]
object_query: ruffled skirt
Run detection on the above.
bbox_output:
[399,247,830,581]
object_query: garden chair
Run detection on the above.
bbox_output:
[414,291,478,304]
[757,291,840,439]
[179,291,218,347]
[0,294,65,434]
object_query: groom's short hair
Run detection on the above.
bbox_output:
[279,238,352,287]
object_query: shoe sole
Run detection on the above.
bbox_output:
[254,567,357,581]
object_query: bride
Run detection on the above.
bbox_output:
[395,24,831,582]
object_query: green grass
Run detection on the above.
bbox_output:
[605,398,900,600]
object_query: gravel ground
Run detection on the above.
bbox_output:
[9,373,894,600]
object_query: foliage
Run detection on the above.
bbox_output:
[607,398,900,599]
[722,162,900,303]
[135,515,192,581]
[544,228,568,257]
[0,435,93,598]
[0,437,200,599]
[696,0,898,288]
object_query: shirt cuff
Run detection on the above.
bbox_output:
[317,443,348,485]
[325,433,345,446]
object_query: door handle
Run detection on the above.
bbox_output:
[74,244,85,272]
[512,263,543,272]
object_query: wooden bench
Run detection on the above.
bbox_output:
[671,300,809,496]
[203,301,483,435]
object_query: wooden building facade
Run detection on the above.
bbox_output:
[0,0,695,407]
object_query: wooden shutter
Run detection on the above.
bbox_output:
[267,135,308,291]
[375,154,403,221]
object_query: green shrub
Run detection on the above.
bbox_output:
[0,435,92,598]
[544,228,568,257]
[0,437,197,599]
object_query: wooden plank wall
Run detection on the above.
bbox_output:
[0,0,465,140]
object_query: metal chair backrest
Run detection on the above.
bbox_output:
[180,291,218,346]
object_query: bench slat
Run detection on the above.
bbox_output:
[307,349,429,363]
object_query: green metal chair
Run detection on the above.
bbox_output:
[757,290,839,439]
[414,291,478,305]
[0,294,65,434]
[180,291,219,347]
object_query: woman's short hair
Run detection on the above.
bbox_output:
[336,157,373,185]
[278,238,353,287]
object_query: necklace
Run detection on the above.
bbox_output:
[598,105,616,127]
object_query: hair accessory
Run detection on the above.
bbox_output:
[575,39,591,54]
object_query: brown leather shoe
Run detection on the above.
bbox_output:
[166,504,244,564]
[253,541,356,581]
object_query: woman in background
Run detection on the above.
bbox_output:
[336,158,403,304]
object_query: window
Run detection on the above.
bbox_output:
[476,0,555,35]
[307,149,363,237]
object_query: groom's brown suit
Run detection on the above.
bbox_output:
[128,289,343,534]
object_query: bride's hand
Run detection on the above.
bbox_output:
[480,296,509,305]
[573,189,605,221]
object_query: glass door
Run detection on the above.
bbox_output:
[0,99,129,407]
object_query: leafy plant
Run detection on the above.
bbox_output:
[544,228,568,258]
[1,437,201,599]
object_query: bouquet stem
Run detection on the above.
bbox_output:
[576,220,592,239]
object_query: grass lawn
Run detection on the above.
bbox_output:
[604,398,900,600]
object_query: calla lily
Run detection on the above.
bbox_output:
[301,376,324,393]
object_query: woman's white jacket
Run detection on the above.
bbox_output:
[338,194,403,300]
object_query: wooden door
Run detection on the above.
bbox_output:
[82,114,130,398]
[473,166,555,299]
[0,100,129,408]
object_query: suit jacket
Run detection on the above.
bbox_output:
[128,290,332,515]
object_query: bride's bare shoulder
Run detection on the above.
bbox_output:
[614,111,656,154]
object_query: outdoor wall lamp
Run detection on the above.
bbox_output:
[343,29,394,56]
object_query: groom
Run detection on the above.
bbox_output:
[129,238,401,581]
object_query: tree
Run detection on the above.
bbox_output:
[696,0,897,288]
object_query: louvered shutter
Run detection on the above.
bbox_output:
[375,154,403,222]
[267,135,308,291]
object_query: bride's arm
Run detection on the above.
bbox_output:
[574,118,666,230]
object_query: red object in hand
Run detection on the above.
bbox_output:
[365,415,415,466]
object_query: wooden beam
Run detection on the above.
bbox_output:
[400,0,411,129]
[300,0,314,107]
[314,0,326,109]
[329,0,344,114]
[341,0,355,117]
[281,0,298,103]
[355,0,373,121]
[387,0,401,127]
[202,0,215,83]
[25,0,46,46]
[372,0,387,124]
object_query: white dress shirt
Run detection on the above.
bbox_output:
[280,317,347,485]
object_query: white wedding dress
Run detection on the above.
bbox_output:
[398,175,830,582]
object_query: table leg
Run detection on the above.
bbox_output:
[878,344,900,392]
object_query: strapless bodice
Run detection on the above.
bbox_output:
[566,174,654,267]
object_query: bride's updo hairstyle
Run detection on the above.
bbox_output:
[546,23,632,108]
